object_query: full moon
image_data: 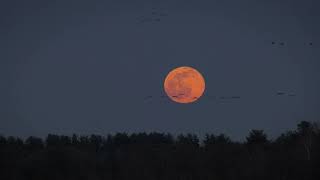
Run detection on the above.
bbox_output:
[164,66,205,104]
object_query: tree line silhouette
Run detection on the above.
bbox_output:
[0,121,319,180]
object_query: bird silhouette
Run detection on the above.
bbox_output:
[137,7,168,24]
[144,95,153,100]
[271,41,315,46]
[217,96,241,100]
[276,92,285,95]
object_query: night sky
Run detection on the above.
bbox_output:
[1,0,320,140]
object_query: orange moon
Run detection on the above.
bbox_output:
[164,66,205,103]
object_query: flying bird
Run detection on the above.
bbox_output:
[144,96,153,100]
[277,92,285,95]
[137,7,168,24]
[143,95,172,104]
[218,96,241,99]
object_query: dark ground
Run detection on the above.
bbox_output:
[0,121,319,180]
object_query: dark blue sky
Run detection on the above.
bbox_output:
[1,0,320,140]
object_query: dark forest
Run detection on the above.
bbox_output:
[1,121,319,180]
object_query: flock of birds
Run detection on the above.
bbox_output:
[143,91,296,103]
[137,7,315,45]
[138,7,314,103]
[271,41,313,46]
